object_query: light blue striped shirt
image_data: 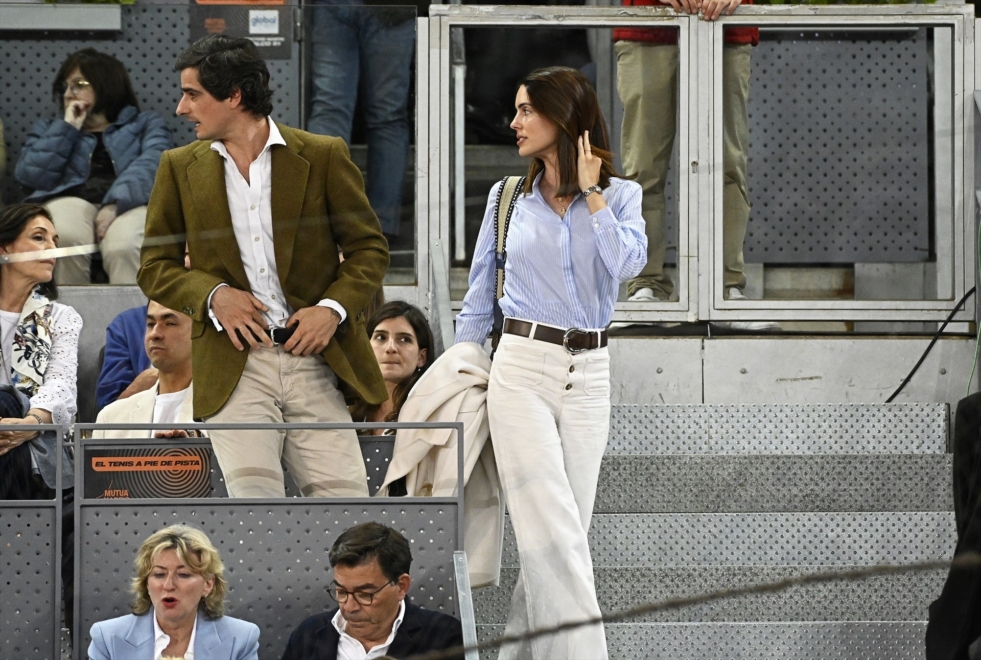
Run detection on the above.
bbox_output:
[455,175,647,345]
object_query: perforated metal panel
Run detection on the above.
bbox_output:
[0,5,301,202]
[609,403,947,454]
[604,622,930,659]
[497,512,955,569]
[0,505,58,660]
[360,437,395,496]
[77,502,458,659]
[475,565,944,623]
[478,622,931,659]
[594,454,952,513]
[745,29,931,263]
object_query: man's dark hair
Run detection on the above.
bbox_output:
[53,48,139,123]
[174,35,273,117]
[329,522,412,583]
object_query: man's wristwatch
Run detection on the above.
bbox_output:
[582,184,603,197]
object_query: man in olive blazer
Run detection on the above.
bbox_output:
[139,35,388,498]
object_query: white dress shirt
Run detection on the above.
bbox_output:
[153,609,197,660]
[331,599,406,660]
[152,386,190,425]
[207,118,346,331]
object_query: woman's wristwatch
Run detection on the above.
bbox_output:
[582,184,603,197]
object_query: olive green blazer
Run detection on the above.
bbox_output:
[138,124,389,419]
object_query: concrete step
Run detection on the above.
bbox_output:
[476,622,928,659]
[499,512,955,568]
[594,454,952,513]
[609,403,948,455]
[475,565,945,624]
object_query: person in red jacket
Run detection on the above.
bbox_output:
[615,0,778,330]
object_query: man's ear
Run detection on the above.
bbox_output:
[227,87,243,109]
[397,573,412,599]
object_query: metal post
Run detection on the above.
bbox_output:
[453,550,480,660]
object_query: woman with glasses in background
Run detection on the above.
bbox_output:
[15,48,173,284]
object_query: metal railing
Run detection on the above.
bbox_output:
[70,420,468,659]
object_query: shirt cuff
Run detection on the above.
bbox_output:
[206,284,229,331]
[317,299,347,323]
[588,207,620,232]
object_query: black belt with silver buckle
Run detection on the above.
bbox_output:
[502,318,608,354]
[265,326,296,346]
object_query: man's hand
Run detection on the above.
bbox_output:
[701,0,740,20]
[118,368,159,401]
[154,429,193,439]
[663,0,700,15]
[283,306,341,357]
[211,287,273,351]
[94,204,118,242]
[0,417,38,457]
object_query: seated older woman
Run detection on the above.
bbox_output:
[0,203,79,498]
[88,524,259,660]
[15,48,173,284]
[0,202,81,637]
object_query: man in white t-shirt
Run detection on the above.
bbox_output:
[93,301,196,438]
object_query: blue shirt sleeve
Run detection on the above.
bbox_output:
[454,182,502,345]
[95,305,150,412]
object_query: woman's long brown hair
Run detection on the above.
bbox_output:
[518,66,620,197]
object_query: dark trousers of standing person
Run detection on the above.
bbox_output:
[927,392,981,660]
[0,387,74,641]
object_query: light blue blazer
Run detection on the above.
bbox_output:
[87,610,260,660]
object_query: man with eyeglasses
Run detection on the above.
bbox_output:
[281,522,464,660]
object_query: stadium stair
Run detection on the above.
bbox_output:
[473,403,953,658]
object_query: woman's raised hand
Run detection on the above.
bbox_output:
[577,130,602,193]
[64,100,89,131]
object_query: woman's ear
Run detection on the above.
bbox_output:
[416,348,428,369]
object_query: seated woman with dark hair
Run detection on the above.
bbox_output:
[88,524,259,660]
[15,48,173,284]
[0,203,80,499]
[0,203,82,637]
[350,301,435,433]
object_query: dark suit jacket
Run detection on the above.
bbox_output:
[281,601,464,660]
[926,392,981,660]
[138,123,389,419]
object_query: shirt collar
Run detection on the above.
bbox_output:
[153,608,198,660]
[209,116,286,160]
[331,599,407,648]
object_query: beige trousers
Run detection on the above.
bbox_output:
[43,196,145,285]
[616,41,752,298]
[205,346,369,498]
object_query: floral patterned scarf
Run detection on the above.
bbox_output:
[9,291,53,399]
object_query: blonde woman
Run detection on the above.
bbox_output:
[88,524,259,660]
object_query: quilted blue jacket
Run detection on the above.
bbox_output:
[15,106,174,215]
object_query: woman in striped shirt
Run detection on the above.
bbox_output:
[454,66,647,660]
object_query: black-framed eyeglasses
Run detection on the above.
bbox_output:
[327,580,395,606]
[57,79,92,96]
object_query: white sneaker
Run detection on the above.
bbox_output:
[714,287,782,332]
[627,287,661,302]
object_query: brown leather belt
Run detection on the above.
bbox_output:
[502,318,608,353]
